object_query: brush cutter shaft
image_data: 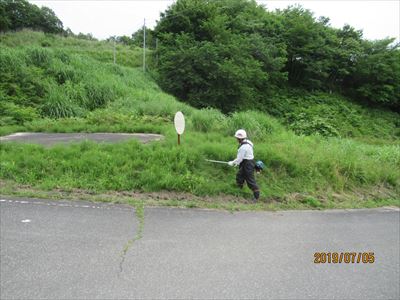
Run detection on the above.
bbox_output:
[205,159,229,164]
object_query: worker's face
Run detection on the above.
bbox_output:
[236,138,242,144]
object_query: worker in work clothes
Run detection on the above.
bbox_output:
[228,129,260,202]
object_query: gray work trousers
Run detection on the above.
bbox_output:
[236,159,259,192]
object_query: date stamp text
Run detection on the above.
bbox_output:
[314,252,375,264]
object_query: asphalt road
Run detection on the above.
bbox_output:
[1,197,399,299]
[0,132,164,146]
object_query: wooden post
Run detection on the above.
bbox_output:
[178,134,181,146]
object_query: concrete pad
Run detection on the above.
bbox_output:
[0,132,164,146]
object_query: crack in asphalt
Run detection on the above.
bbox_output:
[118,202,145,276]
[0,198,145,277]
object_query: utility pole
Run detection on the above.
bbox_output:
[113,37,116,64]
[156,37,158,66]
[143,18,146,72]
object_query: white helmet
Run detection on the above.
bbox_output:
[234,129,247,139]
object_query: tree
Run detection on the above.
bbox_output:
[154,0,399,111]
[116,35,133,46]
[76,32,96,41]
[345,39,400,109]
[0,0,63,34]
[276,6,339,90]
[131,27,156,48]
[0,1,11,30]
[38,6,63,34]
[326,25,364,91]
[154,0,287,112]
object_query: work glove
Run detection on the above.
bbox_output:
[228,161,235,166]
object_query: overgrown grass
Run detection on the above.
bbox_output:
[0,30,399,207]
[265,91,400,141]
[0,30,144,67]
[1,124,399,201]
[0,43,157,124]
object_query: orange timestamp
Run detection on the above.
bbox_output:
[314,252,375,264]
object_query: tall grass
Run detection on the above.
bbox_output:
[228,111,286,140]
[0,30,144,68]
[190,108,227,132]
[41,85,84,118]
[1,128,398,198]
[267,91,400,140]
[0,42,156,122]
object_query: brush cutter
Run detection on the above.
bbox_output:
[206,159,266,173]
[205,159,229,164]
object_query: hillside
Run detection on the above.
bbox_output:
[0,30,399,209]
[0,29,144,69]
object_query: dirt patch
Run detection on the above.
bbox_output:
[0,180,251,204]
[0,132,164,146]
[38,187,249,204]
[115,190,246,203]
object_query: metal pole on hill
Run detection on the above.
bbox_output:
[113,38,116,64]
[156,38,158,66]
[143,18,146,72]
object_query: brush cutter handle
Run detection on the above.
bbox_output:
[205,159,229,164]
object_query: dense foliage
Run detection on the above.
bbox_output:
[154,0,286,112]
[154,0,400,111]
[106,28,154,48]
[0,0,63,34]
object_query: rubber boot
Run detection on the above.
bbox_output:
[252,191,260,203]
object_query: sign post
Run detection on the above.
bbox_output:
[174,111,185,146]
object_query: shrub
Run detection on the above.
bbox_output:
[287,113,340,137]
[0,100,38,125]
[227,111,285,140]
[84,79,117,110]
[63,81,88,108]
[41,85,84,118]
[53,49,71,64]
[47,58,77,84]
[268,91,399,140]
[190,108,227,132]
[26,47,53,67]
[135,95,193,119]
[85,110,133,126]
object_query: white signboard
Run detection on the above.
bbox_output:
[174,111,185,135]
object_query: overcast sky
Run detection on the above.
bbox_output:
[30,0,400,42]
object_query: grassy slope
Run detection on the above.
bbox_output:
[0,30,399,209]
[264,91,400,143]
[0,30,143,67]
